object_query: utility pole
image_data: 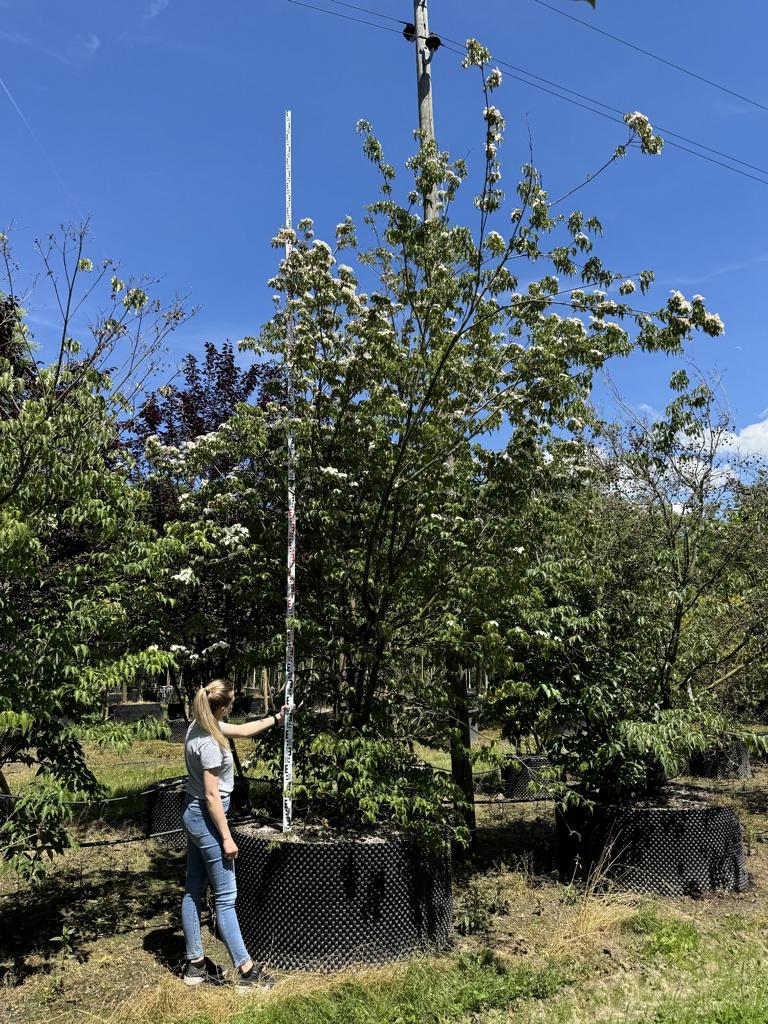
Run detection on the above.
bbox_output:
[411,4,474,835]
[413,1,436,146]
[405,1,441,220]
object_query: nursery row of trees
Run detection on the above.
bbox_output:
[2,43,767,874]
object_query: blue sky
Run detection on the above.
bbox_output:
[2,0,767,451]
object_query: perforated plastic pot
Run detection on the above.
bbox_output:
[555,794,748,895]
[146,776,187,850]
[147,775,252,847]
[0,729,24,764]
[229,823,453,972]
[0,794,15,822]
[166,719,188,743]
[109,702,163,724]
[501,755,553,801]
[689,740,752,780]
[232,696,261,717]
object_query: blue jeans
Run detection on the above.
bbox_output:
[181,794,251,968]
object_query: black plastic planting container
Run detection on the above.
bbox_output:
[689,741,752,780]
[555,794,748,895]
[230,824,453,971]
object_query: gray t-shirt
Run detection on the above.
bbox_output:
[184,721,234,799]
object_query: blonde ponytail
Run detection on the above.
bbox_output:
[193,678,233,749]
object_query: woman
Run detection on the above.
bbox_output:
[181,678,285,991]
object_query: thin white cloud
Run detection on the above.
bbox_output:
[720,419,768,459]
[144,0,171,23]
[637,402,662,422]
[671,253,768,288]
[0,29,101,66]
[0,30,30,46]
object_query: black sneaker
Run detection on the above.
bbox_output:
[236,963,276,993]
[182,956,227,986]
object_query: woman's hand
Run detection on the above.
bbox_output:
[223,836,239,859]
[275,701,302,724]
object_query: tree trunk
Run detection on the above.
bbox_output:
[447,651,476,839]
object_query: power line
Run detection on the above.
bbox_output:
[280,0,768,188]
[531,0,768,115]
[324,0,405,25]
[438,40,768,179]
[285,0,402,35]
[438,41,768,188]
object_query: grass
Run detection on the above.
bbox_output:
[123,953,566,1024]
[4,747,768,1024]
[413,728,512,776]
[623,907,700,962]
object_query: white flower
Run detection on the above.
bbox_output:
[202,640,230,656]
[487,67,503,89]
[483,105,505,129]
[319,465,348,480]
[619,279,636,295]
[221,524,250,549]
[669,290,693,316]
[462,39,491,69]
[625,111,649,130]
[703,312,725,337]
[171,568,196,585]
[486,230,505,255]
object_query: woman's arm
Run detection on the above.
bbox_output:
[203,768,238,858]
[221,708,285,739]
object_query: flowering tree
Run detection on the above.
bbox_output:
[223,41,728,831]
[140,404,284,693]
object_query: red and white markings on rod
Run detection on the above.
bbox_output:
[282,110,297,833]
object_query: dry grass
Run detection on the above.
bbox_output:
[117,961,412,1024]
[4,754,768,1023]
